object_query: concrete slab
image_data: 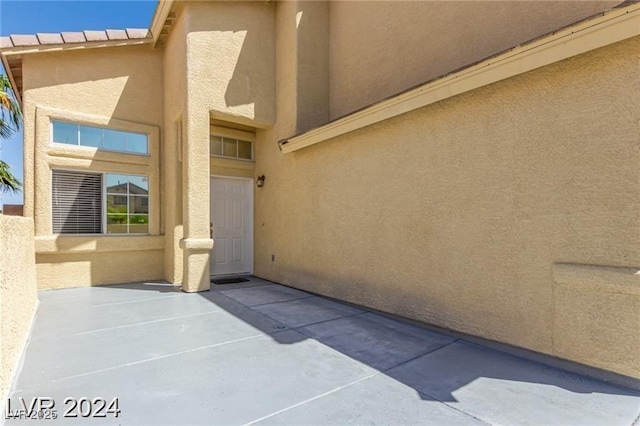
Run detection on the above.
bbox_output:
[221,284,313,307]
[16,307,286,390]
[31,293,221,339]
[10,331,376,425]
[253,296,364,328]
[253,373,484,425]
[7,280,639,425]
[387,341,640,425]
[37,282,180,309]
[299,312,457,370]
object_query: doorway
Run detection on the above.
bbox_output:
[209,176,253,276]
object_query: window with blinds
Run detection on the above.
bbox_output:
[52,170,103,234]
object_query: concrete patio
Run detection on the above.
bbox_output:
[6,277,640,425]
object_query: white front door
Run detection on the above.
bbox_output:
[210,176,253,276]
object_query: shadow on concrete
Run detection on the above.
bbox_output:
[104,279,640,408]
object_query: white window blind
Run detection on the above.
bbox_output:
[52,170,103,234]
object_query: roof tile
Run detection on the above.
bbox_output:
[0,36,14,48]
[83,30,108,42]
[126,28,150,39]
[10,34,39,47]
[36,33,64,45]
[1,27,150,51]
[61,32,87,43]
[106,29,128,40]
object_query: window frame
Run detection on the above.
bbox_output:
[104,172,150,236]
[210,135,254,162]
[51,168,151,236]
[51,120,150,156]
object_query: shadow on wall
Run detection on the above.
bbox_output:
[185,1,276,126]
[102,280,640,406]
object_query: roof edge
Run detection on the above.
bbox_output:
[0,54,21,107]
[149,0,175,46]
[1,37,152,56]
[279,2,640,154]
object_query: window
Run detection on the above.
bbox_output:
[106,174,149,234]
[52,170,149,235]
[52,170,102,234]
[210,135,253,160]
[52,121,148,155]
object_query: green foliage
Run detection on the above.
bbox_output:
[107,206,128,214]
[130,215,149,224]
[0,74,22,193]
[0,159,21,193]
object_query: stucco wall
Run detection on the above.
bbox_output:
[165,1,275,291]
[0,215,37,404]
[21,44,165,288]
[185,1,276,127]
[329,1,623,119]
[163,5,188,284]
[256,36,640,378]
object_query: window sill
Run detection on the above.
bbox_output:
[35,234,164,254]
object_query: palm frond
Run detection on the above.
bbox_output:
[0,74,23,193]
[0,159,22,194]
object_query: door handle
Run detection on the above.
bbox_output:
[210,222,213,239]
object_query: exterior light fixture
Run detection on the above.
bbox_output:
[256,175,266,188]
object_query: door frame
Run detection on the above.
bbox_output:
[209,174,254,277]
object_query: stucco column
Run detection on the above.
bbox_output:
[179,110,213,292]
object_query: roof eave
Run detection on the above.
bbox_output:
[149,0,175,47]
[279,2,640,154]
[0,54,21,107]
[0,38,152,57]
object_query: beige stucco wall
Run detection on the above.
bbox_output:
[21,44,165,289]
[163,5,188,284]
[184,1,275,127]
[165,1,275,291]
[256,36,640,378]
[0,215,37,404]
[329,1,624,119]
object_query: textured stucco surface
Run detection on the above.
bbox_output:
[21,44,165,289]
[256,36,640,378]
[35,250,164,290]
[12,0,639,378]
[0,216,37,403]
[329,1,623,119]
[162,5,188,285]
[176,1,275,291]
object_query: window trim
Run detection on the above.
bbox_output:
[104,172,150,236]
[51,120,150,157]
[210,134,254,162]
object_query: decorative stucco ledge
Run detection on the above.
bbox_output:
[553,263,640,295]
[179,237,214,251]
[278,3,640,154]
[35,235,165,254]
